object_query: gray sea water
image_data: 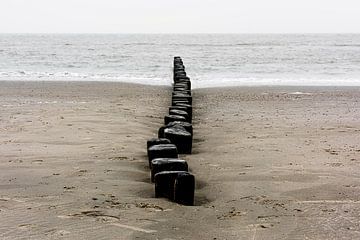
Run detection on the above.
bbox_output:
[0,34,360,88]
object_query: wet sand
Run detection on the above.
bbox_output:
[1,81,360,239]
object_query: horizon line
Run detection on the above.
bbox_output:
[0,32,360,35]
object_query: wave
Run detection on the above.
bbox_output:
[2,70,360,88]
[123,43,157,46]
[191,77,360,88]
[334,44,360,47]
[0,71,171,86]
[169,43,267,47]
[120,42,283,47]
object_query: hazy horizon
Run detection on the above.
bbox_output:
[1,0,360,34]
[1,33,360,35]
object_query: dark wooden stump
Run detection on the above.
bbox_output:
[169,106,192,119]
[150,158,188,182]
[172,94,192,105]
[154,171,195,206]
[147,138,171,156]
[164,127,192,154]
[147,144,178,168]
[169,109,190,122]
[147,138,171,149]
[164,114,186,125]
[166,121,193,136]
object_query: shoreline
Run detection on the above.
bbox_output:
[3,79,360,90]
[1,81,360,239]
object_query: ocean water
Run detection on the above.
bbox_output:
[0,34,360,88]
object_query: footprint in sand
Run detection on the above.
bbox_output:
[18,224,37,230]
[217,207,246,220]
[325,162,344,167]
[324,149,339,155]
[45,229,71,237]
[135,202,166,212]
[32,159,44,164]
[108,156,128,161]
[60,210,120,223]
[77,169,88,176]
[63,186,75,191]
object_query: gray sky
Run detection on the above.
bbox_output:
[0,0,359,33]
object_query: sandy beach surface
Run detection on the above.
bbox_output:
[1,81,360,240]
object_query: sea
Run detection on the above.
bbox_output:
[0,34,360,88]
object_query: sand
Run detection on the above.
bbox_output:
[1,81,360,239]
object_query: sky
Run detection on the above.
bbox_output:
[0,0,359,33]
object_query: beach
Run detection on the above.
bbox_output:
[1,81,360,239]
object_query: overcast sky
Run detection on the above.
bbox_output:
[0,0,359,33]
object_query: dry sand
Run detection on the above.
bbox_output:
[1,81,360,239]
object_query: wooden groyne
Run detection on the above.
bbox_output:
[146,57,195,206]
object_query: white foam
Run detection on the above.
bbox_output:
[288,92,312,95]
[190,76,360,89]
